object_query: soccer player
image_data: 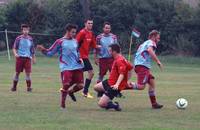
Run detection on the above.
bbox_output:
[37,24,84,109]
[11,24,36,92]
[130,30,164,109]
[95,22,118,97]
[94,44,133,111]
[76,19,98,98]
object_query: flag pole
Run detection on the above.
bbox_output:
[128,34,133,61]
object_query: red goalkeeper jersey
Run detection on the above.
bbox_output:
[76,28,97,59]
[108,54,133,91]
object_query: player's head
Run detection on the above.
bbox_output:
[21,24,30,35]
[148,30,160,43]
[65,23,78,38]
[103,22,111,34]
[84,18,93,31]
[109,44,121,57]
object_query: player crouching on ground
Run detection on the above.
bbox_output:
[37,24,84,109]
[94,44,133,111]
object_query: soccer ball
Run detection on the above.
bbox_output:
[176,98,188,109]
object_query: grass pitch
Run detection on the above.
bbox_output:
[0,55,200,130]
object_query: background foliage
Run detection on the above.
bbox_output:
[0,0,200,56]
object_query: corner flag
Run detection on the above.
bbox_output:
[131,28,140,38]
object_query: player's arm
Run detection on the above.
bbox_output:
[91,34,99,65]
[112,74,125,90]
[147,46,163,71]
[13,38,19,58]
[76,31,85,48]
[94,36,101,65]
[112,60,127,90]
[31,40,36,64]
[13,48,19,58]
[37,40,60,57]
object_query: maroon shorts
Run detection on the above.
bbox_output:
[99,58,114,77]
[61,69,84,86]
[16,57,32,73]
[134,65,155,85]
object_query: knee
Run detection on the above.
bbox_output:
[94,84,99,92]
[77,83,84,89]
[62,84,70,91]
[138,85,145,90]
[98,101,107,108]
[89,71,94,78]
[15,72,20,76]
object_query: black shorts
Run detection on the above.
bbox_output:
[102,79,120,100]
[82,58,93,71]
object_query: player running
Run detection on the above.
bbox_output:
[130,30,164,109]
[94,44,133,111]
[76,19,98,98]
[11,24,36,92]
[37,24,84,109]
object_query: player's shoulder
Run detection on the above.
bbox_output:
[79,29,87,34]
[116,55,126,63]
[55,38,64,44]
[97,33,104,39]
[145,39,153,45]
[145,39,156,48]
[16,35,23,40]
[27,35,33,40]
[109,33,117,39]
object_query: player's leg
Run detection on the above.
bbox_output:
[68,69,84,102]
[11,57,23,91]
[24,58,32,92]
[96,58,108,97]
[60,70,72,108]
[25,72,32,92]
[98,94,121,111]
[128,66,147,90]
[82,59,94,98]
[98,80,121,111]
[148,74,163,109]
[94,81,105,93]
[11,72,20,91]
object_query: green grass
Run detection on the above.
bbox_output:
[0,55,200,130]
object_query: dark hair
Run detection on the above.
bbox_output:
[84,18,93,23]
[65,23,78,32]
[148,30,160,39]
[103,22,111,27]
[109,44,121,53]
[21,24,29,29]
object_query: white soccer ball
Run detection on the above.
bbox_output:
[176,98,188,109]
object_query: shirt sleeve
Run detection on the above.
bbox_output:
[43,39,61,57]
[117,59,133,74]
[126,61,133,71]
[91,33,97,49]
[76,30,85,47]
[96,35,101,45]
[113,35,118,44]
[13,37,20,49]
[30,39,35,56]
[146,41,155,50]
[116,59,127,75]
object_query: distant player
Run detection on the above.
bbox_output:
[94,44,133,111]
[76,19,98,98]
[95,22,118,97]
[11,24,36,92]
[37,24,84,109]
[130,30,164,109]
